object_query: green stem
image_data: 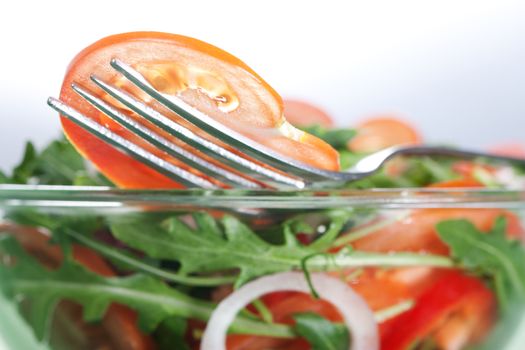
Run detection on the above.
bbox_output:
[309,209,353,250]
[64,229,237,287]
[251,299,274,324]
[306,251,454,270]
[374,299,414,323]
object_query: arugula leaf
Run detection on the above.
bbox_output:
[0,235,294,341]
[293,312,350,350]
[282,209,356,250]
[436,217,525,310]
[300,125,356,150]
[109,212,453,289]
[346,156,458,189]
[0,170,8,184]
[154,316,190,350]
[4,138,111,186]
[10,141,39,184]
[110,212,313,288]
[63,227,237,286]
[0,287,51,350]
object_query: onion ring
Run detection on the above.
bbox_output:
[200,271,379,350]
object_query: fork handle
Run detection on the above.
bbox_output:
[394,145,525,164]
[349,144,525,176]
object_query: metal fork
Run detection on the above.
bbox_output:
[48,59,525,190]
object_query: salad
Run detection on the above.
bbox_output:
[1,32,525,350]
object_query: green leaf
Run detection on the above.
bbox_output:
[0,169,9,183]
[436,217,525,311]
[0,289,51,350]
[154,316,190,350]
[300,125,356,150]
[293,312,350,350]
[11,142,39,184]
[110,212,453,288]
[63,227,237,286]
[4,137,111,186]
[0,235,295,341]
[110,213,314,288]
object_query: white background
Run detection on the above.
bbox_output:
[0,0,524,172]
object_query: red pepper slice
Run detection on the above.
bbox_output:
[380,271,496,350]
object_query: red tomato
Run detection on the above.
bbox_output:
[226,267,444,350]
[348,173,522,254]
[381,271,496,350]
[59,32,340,188]
[283,99,334,127]
[489,142,525,158]
[227,291,336,349]
[429,176,484,188]
[348,117,421,153]
[350,208,522,255]
[451,161,497,180]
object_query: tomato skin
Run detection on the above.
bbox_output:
[60,32,339,189]
[348,117,421,153]
[380,271,496,350]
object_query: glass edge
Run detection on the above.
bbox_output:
[0,184,524,210]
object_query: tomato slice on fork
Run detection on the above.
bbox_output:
[58,32,340,188]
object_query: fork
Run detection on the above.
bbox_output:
[47,59,525,190]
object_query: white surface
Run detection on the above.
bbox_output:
[1,0,524,172]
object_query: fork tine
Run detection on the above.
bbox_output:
[47,97,220,189]
[90,75,306,189]
[71,84,263,189]
[110,59,346,182]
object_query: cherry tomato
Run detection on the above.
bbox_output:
[489,142,525,158]
[59,32,340,188]
[283,99,334,127]
[348,117,421,153]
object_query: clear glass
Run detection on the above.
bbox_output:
[0,184,524,350]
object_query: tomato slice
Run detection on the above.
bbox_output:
[347,178,522,254]
[59,32,339,188]
[283,99,334,127]
[349,208,521,255]
[348,117,421,153]
[380,271,496,350]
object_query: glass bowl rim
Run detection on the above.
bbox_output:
[0,184,525,210]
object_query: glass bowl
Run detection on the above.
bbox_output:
[0,184,524,350]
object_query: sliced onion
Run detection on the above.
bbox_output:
[200,271,379,350]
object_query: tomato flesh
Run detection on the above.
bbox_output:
[59,32,339,188]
